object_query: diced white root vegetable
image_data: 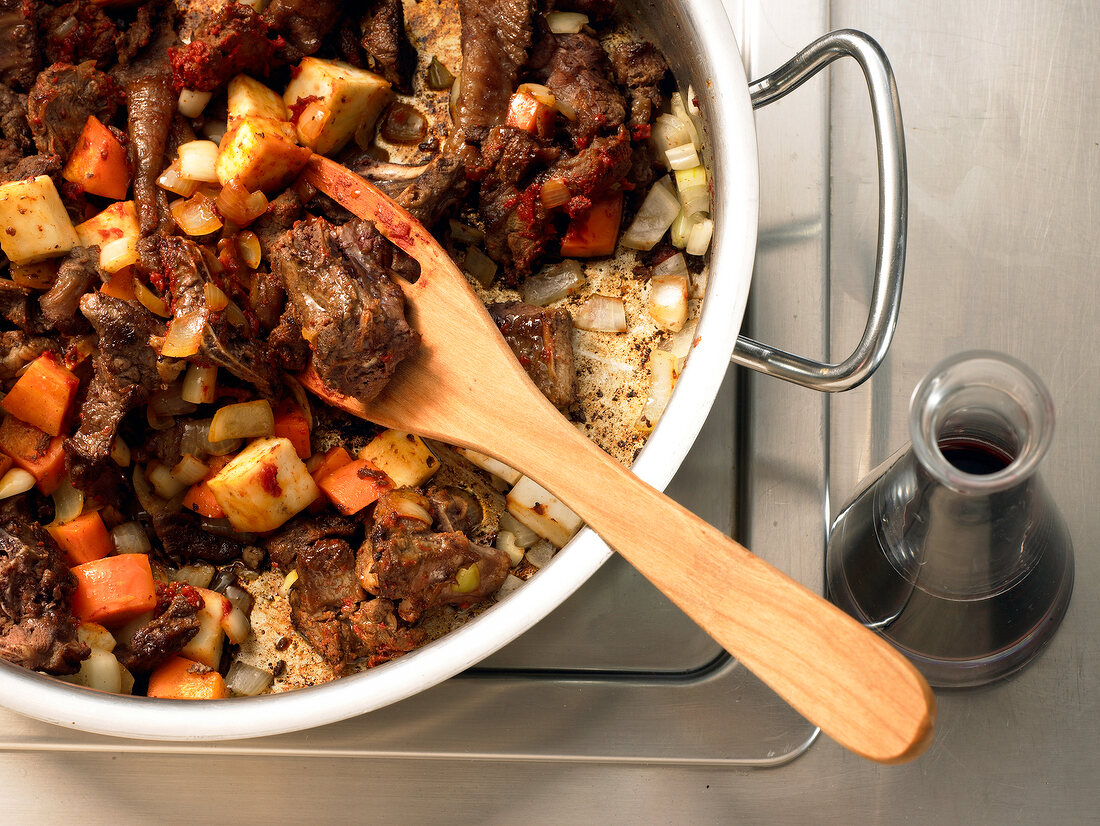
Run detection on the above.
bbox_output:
[177,140,221,183]
[358,430,440,488]
[524,539,555,569]
[172,563,215,589]
[495,573,525,600]
[506,477,583,548]
[178,88,213,118]
[283,57,393,155]
[59,647,124,694]
[209,399,275,442]
[0,468,36,500]
[636,349,680,434]
[181,588,231,669]
[77,622,116,653]
[647,274,689,332]
[227,74,288,126]
[494,531,526,566]
[0,176,80,264]
[499,511,539,547]
[455,447,522,486]
[75,201,140,273]
[215,116,311,193]
[207,437,320,532]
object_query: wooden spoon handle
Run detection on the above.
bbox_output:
[503,426,936,764]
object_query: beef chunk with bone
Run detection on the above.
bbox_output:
[358,490,511,623]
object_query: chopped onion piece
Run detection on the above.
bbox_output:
[637,349,680,433]
[652,252,689,278]
[110,435,131,468]
[202,118,228,145]
[448,219,484,244]
[51,477,83,524]
[539,178,570,209]
[554,96,577,121]
[495,573,525,600]
[620,177,679,251]
[282,373,314,431]
[650,113,691,165]
[209,399,275,442]
[546,11,588,33]
[225,300,248,329]
[149,462,188,500]
[173,563,215,588]
[177,140,221,183]
[204,281,229,311]
[499,511,539,547]
[236,231,262,269]
[647,274,689,332]
[226,660,273,697]
[0,468,36,500]
[670,210,701,249]
[157,160,200,197]
[161,309,208,358]
[573,294,627,332]
[146,406,174,431]
[519,259,585,306]
[178,89,213,118]
[150,385,198,417]
[171,453,210,486]
[665,143,700,171]
[170,193,223,236]
[223,584,254,616]
[99,236,139,273]
[133,280,170,317]
[670,92,701,150]
[426,56,455,90]
[686,217,714,256]
[463,246,497,287]
[181,363,218,405]
[674,166,710,216]
[279,569,298,596]
[525,539,555,569]
[222,603,250,644]
[380,102,428,144]
[216,179,268,227]
[664,323,698,367]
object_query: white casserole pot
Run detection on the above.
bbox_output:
[0,4,905,739]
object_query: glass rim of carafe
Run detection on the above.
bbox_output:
[908,350,1055,494]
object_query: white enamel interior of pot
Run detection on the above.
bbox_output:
[0,0,760,739]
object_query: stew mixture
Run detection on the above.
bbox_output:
[0,0,712,698]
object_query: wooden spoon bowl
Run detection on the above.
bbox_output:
[299,155,936,764]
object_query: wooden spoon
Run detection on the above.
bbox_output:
[299,155,936,764]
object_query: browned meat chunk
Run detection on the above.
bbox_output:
[608,40,668,130]
[0,278,40,334]
[115,582,203,672]
[43,0,119,68]
[26,61,123,158]
[0,83,32,161]
[264,512,358,571]
[359,0,416,93]
[396,154,469,227]
[360,490,511,622]
[543,33,624,148]
[270,216,419,404]
[0,518,88,676]
[150,509,246,565]
[0,0,41,91]
[263,0,341,62]
[161,236,281,398]
[170,2,281,92]
[286,524,422,674]
[39,245,102,335]
[65,293,163,503]
[126,71,175,236]
[426,486,483,536]
[489,301,577,408]
[454,0,534,128]
[0,332,50,380]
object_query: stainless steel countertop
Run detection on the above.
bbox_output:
[3,1,1098,821]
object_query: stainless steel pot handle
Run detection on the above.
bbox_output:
[733,29,906,392]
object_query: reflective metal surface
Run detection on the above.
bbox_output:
[3,0,1099,821]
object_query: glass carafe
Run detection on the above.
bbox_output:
[826,352,1074,687]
